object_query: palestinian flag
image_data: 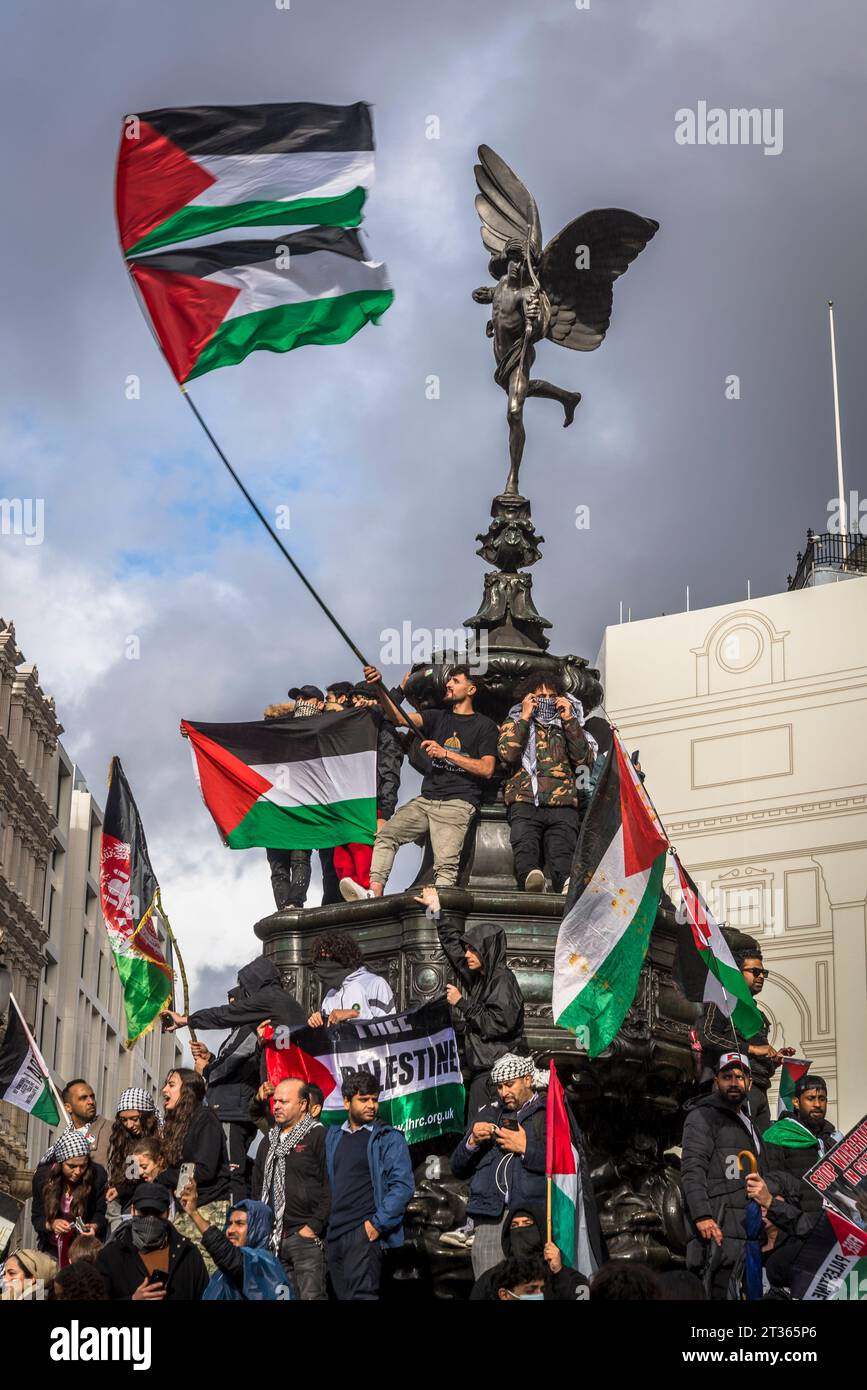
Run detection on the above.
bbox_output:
[791,1210,867,1301]
[128,228,393,383]
[116,102,375,256]
[262,1000,464,1144]
[0,995,61,1125]
[673,855,764,1040]
[182,707,377,851]
[545,1062,602,1274]
[776,1056,813,1118]
[100,758,174,1046]
[553,731,668,1056]
[763,1114,822,1151]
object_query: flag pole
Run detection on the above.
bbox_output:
[828,302,848,562]
[156,890,197,1045]
[180,386,370,667]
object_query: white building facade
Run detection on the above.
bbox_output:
[596,575,867,1130]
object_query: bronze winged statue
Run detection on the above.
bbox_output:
[472,145,659,496]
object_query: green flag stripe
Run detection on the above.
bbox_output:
[126,187,366,256]
[696,946,764,1037]
[556,854,665,1055]
[187,288,394,381]
[551,1176,578,1267]
[226,794,376,851]
[114,952,173,1046]
[32,1085,61,1126]
[321,1082,465,1145]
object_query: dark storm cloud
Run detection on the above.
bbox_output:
[1,0,864,987]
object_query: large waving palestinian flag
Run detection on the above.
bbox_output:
[554,731,668,1056]
[182,708,377,851]
[116,102,374,256]
[100,758,174,1045]
[127,228,392,383]
[116,101,393,382]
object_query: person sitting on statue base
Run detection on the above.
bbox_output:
[497,667,595,894]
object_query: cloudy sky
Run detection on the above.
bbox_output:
[2,0,865,1008]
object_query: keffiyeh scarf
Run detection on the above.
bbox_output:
[507,694,597,805]
[261,1113,316,1252]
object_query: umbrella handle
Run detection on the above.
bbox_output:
[737,1150,758,1176]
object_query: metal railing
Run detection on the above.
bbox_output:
[787,530,867,590]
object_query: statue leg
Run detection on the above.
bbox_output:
[506,365,529,495]
[527,378,582,427]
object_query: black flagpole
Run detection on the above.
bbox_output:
[180,385,369,666]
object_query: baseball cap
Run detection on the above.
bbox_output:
[131,1182,172,1214]
[287,685,324,702]
[327,681,354,698]
[717,1052,751,1074]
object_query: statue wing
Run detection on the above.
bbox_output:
[473,145,543,262]
[540,210,659,351]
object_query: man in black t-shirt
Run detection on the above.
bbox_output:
[339,664,498,898]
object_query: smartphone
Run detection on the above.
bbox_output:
[176,1162,196,1195]
[147,1269,168,1287]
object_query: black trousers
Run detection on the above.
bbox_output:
[280,1231,328,1300]
[267,848,312,909]
[318,848,342,905]
[327,1225,384,1300]
[222,1121,256,1201]
[508,803,579,892]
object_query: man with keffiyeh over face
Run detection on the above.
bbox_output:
[252,1077,330,1300]
[497,668,595,894]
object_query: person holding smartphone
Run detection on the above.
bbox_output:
[95,1183,208,1302]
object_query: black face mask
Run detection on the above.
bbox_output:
[131,1215,168,1252]
[313,959,354,991]
[508,1220,542,1258]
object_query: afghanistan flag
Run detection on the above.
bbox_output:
[791,1210,867,1301]
[262,1000,464,1144]
[116,102,375,256]
[0,995,61,1125]
[545,1062,601,1275]
[116,102,393,382]
[673,854,764,1040]
[776,1055,813,1117]
[182,707,377,851]
[100,758,174,1045]
[553,731,668,1056]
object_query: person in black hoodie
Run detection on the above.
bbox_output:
[417,886,527,1120]
[189,962,273,1201]
[163,954,307,1035]
[96,1182,208,1302]
[470,1206,590,1300]
[680,1052,763,1299]
[159,1068,231,1275]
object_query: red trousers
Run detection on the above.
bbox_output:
[333,842,373,888]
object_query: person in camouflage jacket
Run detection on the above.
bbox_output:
[497,668,594,893]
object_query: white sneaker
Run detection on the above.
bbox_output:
[340,877,373,901]
[524,868,546,893]
[439,1227,474,1248]
[561,877,570,895]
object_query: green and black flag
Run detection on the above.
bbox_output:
[100,758,174,1045]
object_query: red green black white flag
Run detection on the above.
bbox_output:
[100,758,174,1046]
[182,707,378,851]
[673,854,765,1040]
[554,731,668,1056]
[116,102,393,381]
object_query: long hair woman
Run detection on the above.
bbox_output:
[31,1129,107,1267]
[160,1067,230,1274]
[105,1087,161,1219]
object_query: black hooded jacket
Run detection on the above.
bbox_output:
[188,956,307,1033]
[762,1112,840,1223]
[96,1221,209,1301]
[469,1205,590,1300]
[436,918,526,1075]
[202,960,272,1124]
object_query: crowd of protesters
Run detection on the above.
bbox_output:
[3,665,859,1304]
